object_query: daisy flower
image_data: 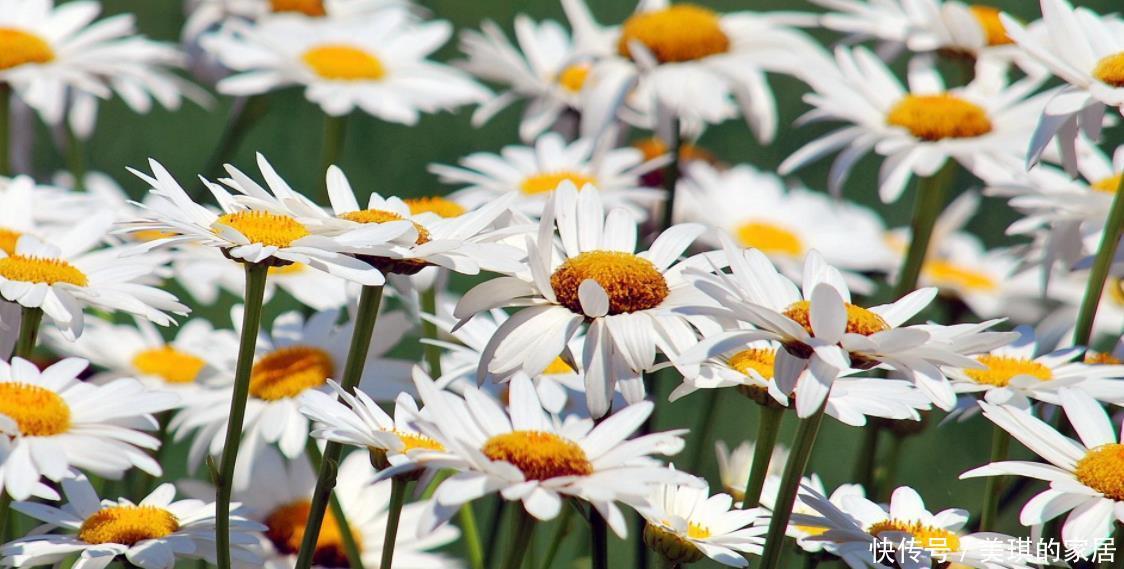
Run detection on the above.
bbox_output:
[201,9,487,121]
[430,132,665,219]
[638,470,766,567]
[0,0,204,133]
[780,46,1048,203]
[182,0,408,39]
[1,473,262,569]
[715,440,788,503]
[453,182,717,417]
[759,473,865,555]
[411,372,690,537]
[0,175,105,254]
[0,357,179,500]
[793,485,1037,568]
[173,248,352,310]
[170,307,413,490]
[961,388,1124,556]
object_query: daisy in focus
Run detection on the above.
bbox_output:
[961,388,1124,557]
[0,357,179,500]
[1,473,262,569]
[202,9,487,121]
[639,470,766,567]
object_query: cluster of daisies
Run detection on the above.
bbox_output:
[0,0,1123,568]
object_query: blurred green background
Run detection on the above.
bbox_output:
[20,0,1123,567]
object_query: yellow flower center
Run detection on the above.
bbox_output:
[269,0,325,16]
[964,354,1052,387]
[0,383,71,436]
[685,522,711,539]
[269,262,307,276]
[404,196,467,218]
[249,346,335,401]
[868,519,960,553]
[264,500,360,568]
[481,430,593,481]
[1108,279,1124,308]
[130,229,178,242]
[1093,52,1124,88]
[969,6,1013,46]
[728,348,776,379]
[0,28,54,71]
[782,300,890,337]
[0,228,21,255]
[923,259,997,291]
[132,346,207,385]
[550,250,669,315]
[338,209,431,245]
[1086,351,1122,365]
[0,255,88,286]
[735,222,803,256]
[1075,443,1124,501]
[77,506,180,546]
[543,356,575,375]
[214,211,310,248]
[557,63,591,93]
[395,431,445,453]
[302,44,386,81]
[520,171,598,195]
[1092,174,1122,194]
[617,5,730,63]
[886,94,993,141]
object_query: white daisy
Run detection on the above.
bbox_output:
[1,473,262,569]
[201,9,487,121]
[0,357,179,500]
[411,371,690,537]
[714,440,788,503]
[780,46,1048,203]
[759,473,865,554]
[961,388,1124,557]
[182,0,409,39]
[453,182,718,417]
[638,470,766,567]
[0,175,106,254]
[430,132,664,219]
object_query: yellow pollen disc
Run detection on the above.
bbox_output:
[0,255,88,286]
[1108,279,1124,308]
[1092,174,1122,194]
[130,229,177,242]
[249,346,335,401]
[923,259,997,291]
[520,171,598,195]
[617,5,730,63]
[686,522,711,539]
[1085,351,1122,365]
[550,250,669,315]
[0,28,54,71]
[214,211,309,248]
[269,262,307,276]
[395,431,445,453]
[302,44,386,81]
[78,506,179,546]
[132,346,207,385]
[338,209,431,245]
[557,63,591,93]
[868,519,960,553]
[964,354,1052,387]
[727,348,776,379]
[886,94,993,141]
[782,300,890,337]
[0,228,21,255]
[1093,52,1124,88]
[404,196,467,218]
[0,383,71,436]
[543,356,575,375]
[734,222,803,256]
[269,0,325,16]
[633,137,712,165]
[481,430,593,481]
[264,500,360,567]
[969,6,1013,46]
[1075,443,1124,500]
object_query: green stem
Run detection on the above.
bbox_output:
[1074,173,1124,347]
[420,286,443,378]
[686,389,721,474]
[590,509,609,569]
[500,509,537,569]
[318,113,348,202]
[758,403,828,569]
[742,404,784,508]
[486,499,508,564]
[65,126,86,189]
[198,95,270,198]
[458,503,485,569]
[0,493,11,542]
[13,306,43,360]
[894,162,955,298]
[979,425,1010,532]
[378,478,409,569]
[0,85,10,176]
[538,506,573,569]
[876,433,905,501]
[215,262,269,569]
[658,119,682,235]
[852,424,881,492]
[306,441,364,569]
[295,284,383,569]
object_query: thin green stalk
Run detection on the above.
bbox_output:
[662,561,681,569]
[852,424,881,492]
[658,119,682,234]
[13,306,44,360]
[379,478,409,569]
[306,441,364,569]
[198,95,269,198]
[0,493,11,541]
[538,506,574,569]
[743,404,785,508]
[500,509,537,569]
[0,85,10,176]
[802,552,821,569]
[876,433,905,501]
[894,163,955,298]
[66,126,86,188]
[420,287,443,378]
[686,389,721,473]
[215,262,269,569]
[758,403,829,569]
[318,113,348,202]
[979,425,1011,532]
[458,504,485,569]
[295,284,383,569]
[1074,173,1124,347]
[486,499,508,564]
[590,509,609,569]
